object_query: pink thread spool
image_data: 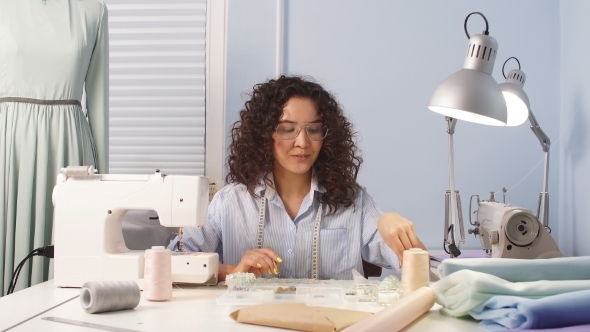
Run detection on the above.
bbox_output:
[144,246,172,301]
[401,248,430,296]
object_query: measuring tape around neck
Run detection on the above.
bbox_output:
[257,190,323,279]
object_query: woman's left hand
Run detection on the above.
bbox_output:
[377,212,426,265]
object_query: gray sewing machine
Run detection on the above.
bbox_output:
[469,198,563,259]
[52,166,217,288]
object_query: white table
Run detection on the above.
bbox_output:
[0,280,485,332]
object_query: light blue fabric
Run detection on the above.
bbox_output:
[431,269,590,317]
[167,175,401,280]
[469,290,590,331]
[502,324,590,332]
[437,257,590,282]
[0,0,109,296]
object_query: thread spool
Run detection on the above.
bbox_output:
[144,246,172,301]
[401,248,430,295]
[80,281,140,314]
[62,165,96,176]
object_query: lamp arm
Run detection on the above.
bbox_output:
[443,116,464,257]
[446,116,457,134]
[528,109,551,229]
[528,109,551,153]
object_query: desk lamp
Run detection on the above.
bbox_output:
[499,57,551,230]
[428,12,507,257]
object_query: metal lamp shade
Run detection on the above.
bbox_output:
[499,69,530,127]
[429,68,507,126]
[428,33,507,126]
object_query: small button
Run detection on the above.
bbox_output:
[288,249,293,253]
[290,226,295,231]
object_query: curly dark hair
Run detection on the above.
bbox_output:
[226,75,363,215]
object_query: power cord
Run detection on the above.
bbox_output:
[443,225,462,257]
[6,245,54,295]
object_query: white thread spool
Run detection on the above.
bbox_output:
[62,165,96,176]
[401,248,430,295]
[80,281,140,314]
[144,246,172,301]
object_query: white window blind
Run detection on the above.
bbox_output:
[105,0,208,175]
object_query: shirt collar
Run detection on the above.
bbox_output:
[253,171,326,200]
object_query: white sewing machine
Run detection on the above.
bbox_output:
[470,200,563,259]
[52,166,218,288]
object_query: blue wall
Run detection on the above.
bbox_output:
[225,1,566,254]
[559,1,590,256]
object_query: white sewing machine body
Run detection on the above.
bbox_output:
[475,200,563,259]
[53,167,211,288]
[171,252,219,285]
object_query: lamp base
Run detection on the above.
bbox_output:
[444,189,465,258]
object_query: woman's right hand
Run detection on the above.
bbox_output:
[232,248,282,277]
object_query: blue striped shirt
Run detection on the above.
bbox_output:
[168,175,401,280]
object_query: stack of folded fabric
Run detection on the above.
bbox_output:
[469,289,590,331]
[437,256,590,281]
[431,256,590,331]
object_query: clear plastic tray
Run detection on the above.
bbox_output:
[295,285,345,305]
[216,279,351,306]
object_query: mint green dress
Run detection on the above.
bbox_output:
[0,0,109,295]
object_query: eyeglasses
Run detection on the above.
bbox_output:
[275,123,329,141]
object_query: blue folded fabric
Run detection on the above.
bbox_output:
[431,269,590,317]
[438,256,590,282]
[501,324,590,332]
[468,289,590,331]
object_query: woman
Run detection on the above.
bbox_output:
[170,75,425,280]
